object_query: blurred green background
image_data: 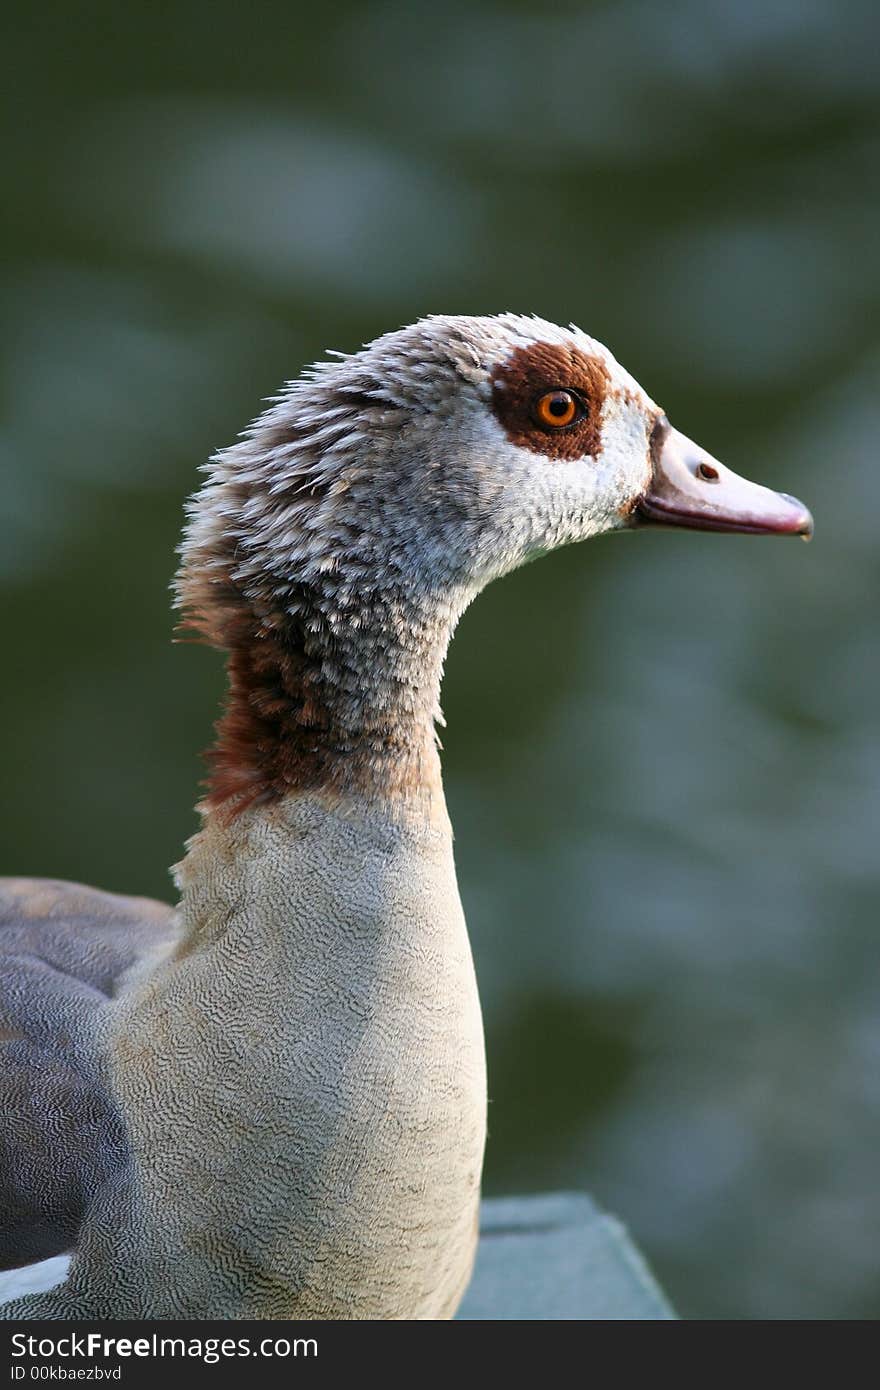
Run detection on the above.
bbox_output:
[3,0,879,1319]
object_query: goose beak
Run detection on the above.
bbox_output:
[635,416,813,538]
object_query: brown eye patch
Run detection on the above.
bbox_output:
[491,341,611,461]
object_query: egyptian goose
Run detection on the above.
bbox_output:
[0,315,811,1319]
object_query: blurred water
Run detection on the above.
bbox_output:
[2,0,878,1318]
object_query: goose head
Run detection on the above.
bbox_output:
[177,313,811,813]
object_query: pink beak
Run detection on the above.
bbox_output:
[636,416,813,538]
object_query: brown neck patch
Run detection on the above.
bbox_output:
[183,571,441,818]
[490,341,610,461]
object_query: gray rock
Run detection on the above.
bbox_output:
[460,1193,675,1320]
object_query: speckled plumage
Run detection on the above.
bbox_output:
[0,314,810,1319]
[0,880,176,1269]
[3,803,484,1318]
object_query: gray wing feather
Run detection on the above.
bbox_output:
[0,878,177,1269]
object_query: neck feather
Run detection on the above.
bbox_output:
[186,567,454,816]
[175,362,477,818]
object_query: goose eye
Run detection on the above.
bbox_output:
[534,390,580,429]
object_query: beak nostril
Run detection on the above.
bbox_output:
[697,461,719,482]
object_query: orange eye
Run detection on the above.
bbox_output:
[534,390,579,429]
